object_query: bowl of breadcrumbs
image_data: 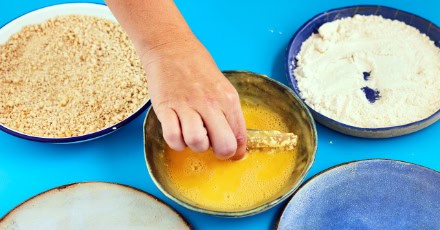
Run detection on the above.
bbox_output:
[0,3,150,143]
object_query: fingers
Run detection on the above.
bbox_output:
[153,83,245,160]
[175,108,210,153]
[222,92,247,160]
[198,105,237,160]
[155,108,186,151]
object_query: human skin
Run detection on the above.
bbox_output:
[105,0,247,160]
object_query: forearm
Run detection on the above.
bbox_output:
[105,0,196,60]
[106,0,247,159]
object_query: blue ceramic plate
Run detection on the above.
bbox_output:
[276,159,440,230]
[0,3,151,143]
[285,5,440,138]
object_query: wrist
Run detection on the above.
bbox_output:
[137,29,201,62]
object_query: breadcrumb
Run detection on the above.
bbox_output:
[0,15,149,137]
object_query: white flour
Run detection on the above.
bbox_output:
[294,15,440,128]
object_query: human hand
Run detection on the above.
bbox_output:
[140,34,247,160]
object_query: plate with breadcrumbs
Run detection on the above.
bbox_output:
[0,3,150,143]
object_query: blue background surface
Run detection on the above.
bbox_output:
[0,0,439,229]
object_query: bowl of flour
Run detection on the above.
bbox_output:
[286,5,440,138]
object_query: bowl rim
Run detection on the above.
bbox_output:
[285,5,440,134]
[0,181,192,229]
[0,100,151,143]
[274,158,440,229]
[0,2,151,143]
[143,70,318,217]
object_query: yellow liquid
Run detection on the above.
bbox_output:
[159,101,296,211]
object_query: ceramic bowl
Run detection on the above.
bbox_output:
[285,5,440,138]
[276,159,440,229]
[143,71,317,217]
[0,182,191,229]
[0,3,151,143]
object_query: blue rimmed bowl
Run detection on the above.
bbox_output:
[285,5,440,138]
[0,3,150,143]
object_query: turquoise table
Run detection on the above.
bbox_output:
[1,0,439,229]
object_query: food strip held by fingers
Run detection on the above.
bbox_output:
[246,130,298,152]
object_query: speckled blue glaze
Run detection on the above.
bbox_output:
[285,5,440,138]
[277,159,440,230]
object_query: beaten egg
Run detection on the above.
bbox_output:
[155,99,297,212]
